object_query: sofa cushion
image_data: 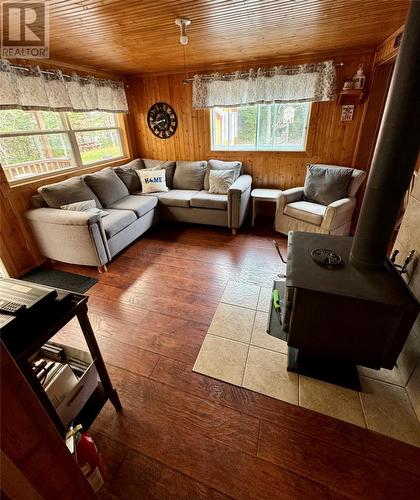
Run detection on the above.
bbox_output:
[38,177,102,209]
[204,159,242,191]
[101,209,137,239]
[157,189,200,208]
[137,169,169,194]
[108,195,158,218]
[303,165,353,206]
[173,161,207,191]
[190,190,228,210]
[143,159,176,188]
[284,201,327,226]
[208,169,237,194]
[133,190,168,198]
[84,168,129,207]
[114,158,145,193]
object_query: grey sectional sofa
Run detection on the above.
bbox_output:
[25,158,252,271]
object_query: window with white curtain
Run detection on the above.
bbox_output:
[211,102,311,152]
[0,109,126,184]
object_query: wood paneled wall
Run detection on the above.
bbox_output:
[374,25,404,66]
[127,51,374,190]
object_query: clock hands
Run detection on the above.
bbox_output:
[147,103,177,138]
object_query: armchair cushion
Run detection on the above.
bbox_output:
[303,165,353,205]
[284,201,327,226]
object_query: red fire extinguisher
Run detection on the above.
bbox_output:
[67,424,105,492]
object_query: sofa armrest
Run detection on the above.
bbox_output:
[228,174,252,194]
[280,187,304,205]
[322,197,356,230]
[228,175,252,229]
[25,207,100,226]
[25,208,109,267]
[276,187,304,221]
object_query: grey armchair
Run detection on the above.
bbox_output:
[275,164,366,236]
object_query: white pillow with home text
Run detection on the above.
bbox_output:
[137,169,168,193]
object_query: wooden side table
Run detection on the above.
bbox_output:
[251,188,282,227]
[0,279,121,437]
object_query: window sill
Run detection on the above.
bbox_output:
[210,148,309,154]
[6,157,132,190]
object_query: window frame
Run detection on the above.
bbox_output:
[0,110,129,186]
[210,102,312,152]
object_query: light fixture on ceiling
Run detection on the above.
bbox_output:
[175,18,191,45]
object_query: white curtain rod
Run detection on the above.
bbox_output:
[182,62,344,83]
[5,62,123,84]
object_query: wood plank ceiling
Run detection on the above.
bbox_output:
[46,0,409,75]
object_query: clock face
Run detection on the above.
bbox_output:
[147,102,177,139]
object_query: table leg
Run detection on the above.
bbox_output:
[77,305,122,412]
[252,198,256,227]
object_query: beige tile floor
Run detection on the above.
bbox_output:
[193,279,420,448]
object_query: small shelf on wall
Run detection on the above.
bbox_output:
[337,89,365,105]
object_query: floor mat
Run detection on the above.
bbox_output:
[22,267,97,294]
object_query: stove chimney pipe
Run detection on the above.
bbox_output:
[350,1,420,271]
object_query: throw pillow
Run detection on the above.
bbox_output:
[208,169,237,194]
[143,159,176,188]
[137,169,169,194]
[204,159,242,191]
[84,168,129,207]
[114,158,145,192]
[303,165,353,206]
[38,177,102,209]
[60,199,96,211]
[60,199,109,217]
[173,161,207,191]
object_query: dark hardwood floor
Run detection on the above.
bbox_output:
[53,220,420,499]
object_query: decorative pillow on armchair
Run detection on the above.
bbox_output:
[303,165,353,206]
[137,169,169,194]
[208,169,237,194]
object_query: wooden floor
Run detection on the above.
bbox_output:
[53,221,420,500]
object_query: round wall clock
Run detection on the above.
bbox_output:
[147,102,177,139]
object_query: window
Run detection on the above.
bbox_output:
[211,102,311,151]
[0,109,126,183]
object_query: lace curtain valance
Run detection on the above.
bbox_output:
[192,60,337,109]
[0,60,128,113]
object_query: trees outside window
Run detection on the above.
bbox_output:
[211,102,310,151]
[0,110,126,183]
